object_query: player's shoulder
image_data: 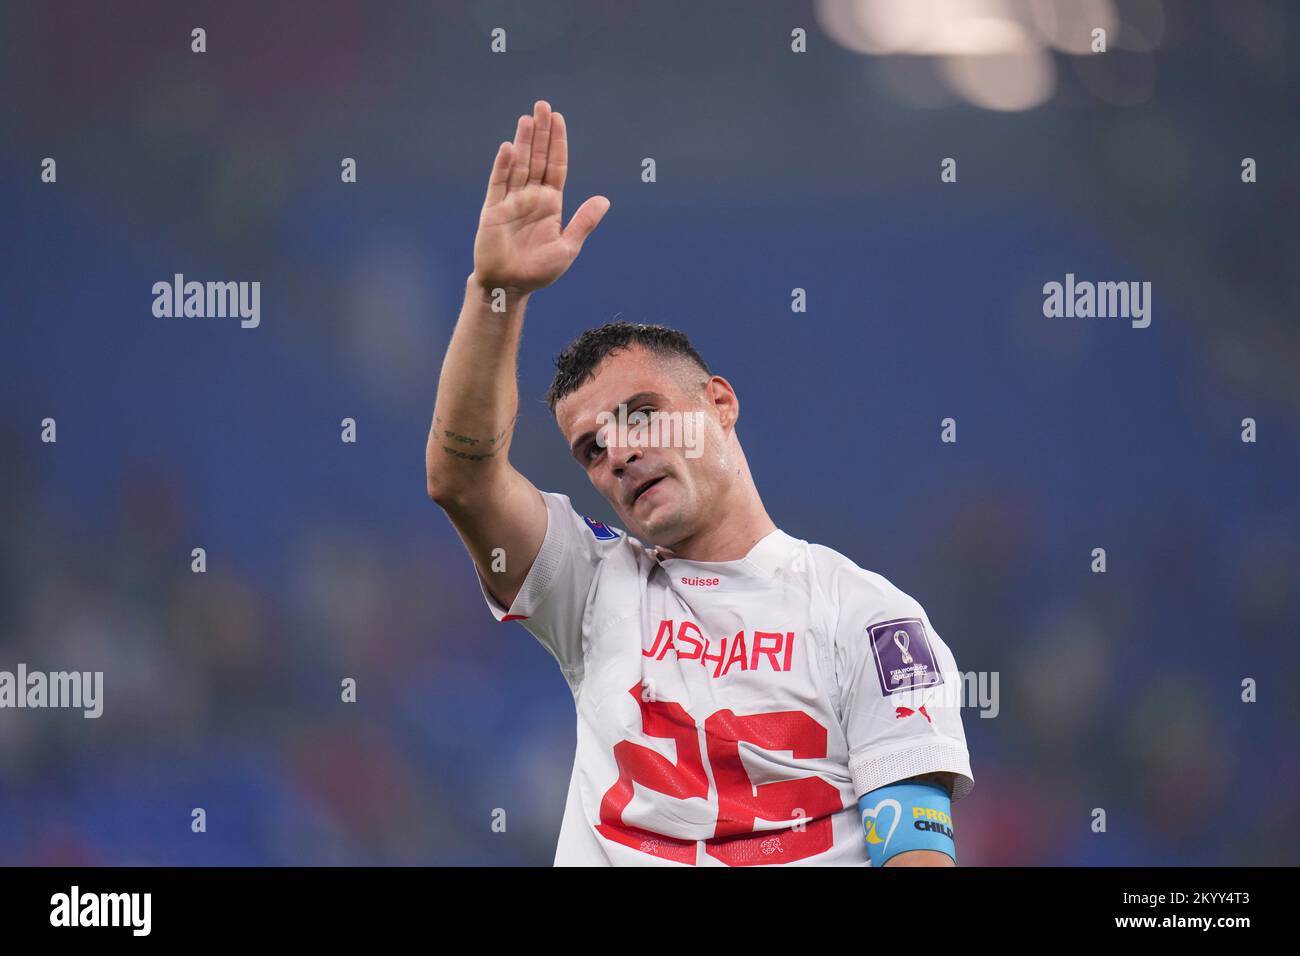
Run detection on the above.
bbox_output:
[805,540,927,620]
[541,490,655,564]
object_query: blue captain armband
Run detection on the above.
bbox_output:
[859,780,956,866]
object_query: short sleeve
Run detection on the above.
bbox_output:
[476,490,618,690]
[830,565,975,802]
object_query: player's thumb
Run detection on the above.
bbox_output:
[563,196,611,252]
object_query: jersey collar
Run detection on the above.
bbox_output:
[655,528,799,582]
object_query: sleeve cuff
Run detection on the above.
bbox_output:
[850,738,975,802]
[476,490,570,622]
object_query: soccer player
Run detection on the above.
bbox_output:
[426,101,973,866]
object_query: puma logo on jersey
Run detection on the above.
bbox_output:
[895,705,931,723]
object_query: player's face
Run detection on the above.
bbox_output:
[556,346,735,548]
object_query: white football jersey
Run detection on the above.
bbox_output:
[479,491,974,866]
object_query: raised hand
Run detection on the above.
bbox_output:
[473,100,610,295]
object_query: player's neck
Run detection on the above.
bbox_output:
[656,492,776,564]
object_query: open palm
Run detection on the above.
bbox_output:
[474,101,610,293]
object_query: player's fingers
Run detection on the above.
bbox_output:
[563,195,611,252]
[527,100,553,186]
[483,141,513,206]
[543,111,569,191]
[507,114,532,191]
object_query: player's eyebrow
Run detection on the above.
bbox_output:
[569,391,665,458]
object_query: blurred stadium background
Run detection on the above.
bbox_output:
[1,0,1296,865]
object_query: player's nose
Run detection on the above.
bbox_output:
[608,441,641,474]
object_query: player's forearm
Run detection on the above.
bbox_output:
[883,849,956,867]
[425,273,531,504]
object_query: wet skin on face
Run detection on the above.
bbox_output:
[556,346,734,549]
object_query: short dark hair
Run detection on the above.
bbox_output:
[546,321,711,412]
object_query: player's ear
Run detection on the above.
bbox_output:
[706,375,739,434]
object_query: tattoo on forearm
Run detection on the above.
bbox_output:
[441,444,500,462]
[485,416,516,446]
[434,412,518,462]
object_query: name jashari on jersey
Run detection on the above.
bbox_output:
[478,492,974,866]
